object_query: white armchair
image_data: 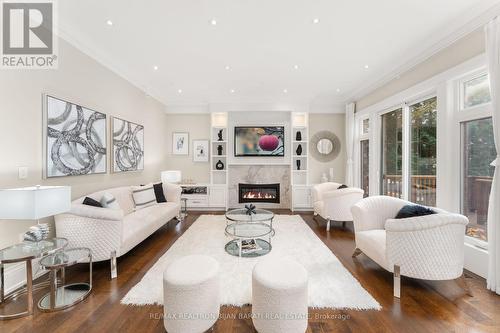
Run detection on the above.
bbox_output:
[351,195,469,298]
[312,182,364,231]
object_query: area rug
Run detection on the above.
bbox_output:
[121,215,381,310]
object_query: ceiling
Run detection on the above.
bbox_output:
[58,0,500,112]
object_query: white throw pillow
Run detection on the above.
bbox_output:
[131,184,157,210]
[100,192,121,210]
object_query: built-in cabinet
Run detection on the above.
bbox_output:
[180,184,226,209]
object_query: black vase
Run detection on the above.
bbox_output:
[217,129,223,141]
[216,160,224,170]
[296,131,302,141]
[217,145,223,156]
[296,144,302,156]
[296,159,301,170]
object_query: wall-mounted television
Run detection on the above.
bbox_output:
[234,126,285,157]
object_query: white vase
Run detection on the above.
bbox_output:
[321,173,328,183]
[329,168,334,182]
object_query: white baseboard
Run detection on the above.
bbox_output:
[3,260,48,294]
[464,242,488,278]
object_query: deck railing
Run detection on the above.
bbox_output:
[382,174,437,206]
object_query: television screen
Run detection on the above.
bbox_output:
[234,126,285,156]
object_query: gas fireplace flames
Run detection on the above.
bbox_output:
[242,191,277,199]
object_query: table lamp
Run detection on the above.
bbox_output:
[161,170,182,184]
[0,185,71,222]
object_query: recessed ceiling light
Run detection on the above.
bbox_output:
[364,64,369,69]
[293,64,299,70]
[225,65,231,70]
[106,20,113,26]
[210,19,217,26]
[336,88,341,93]
[177,89,183,94]
[230,89,235,93]
[153,65,158,71]
[283,89,288,93]
[312,18,320,24]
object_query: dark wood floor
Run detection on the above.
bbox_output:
[1,210,499,333]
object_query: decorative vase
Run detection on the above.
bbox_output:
[321,173,328,183]
[217,145,223,156]
[296,159,301,170]
[217,129,223,141]
[296,144,302,156]
[296,131,302,141]
[216,160,224,170]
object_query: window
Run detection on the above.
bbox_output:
[463,73,491,109]
[462,117,496,242]
[362,118,369,135]
[381,108,403,198]
[360,140,369,197]
[409,97,437,206]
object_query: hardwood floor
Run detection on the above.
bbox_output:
[1,210,499,333]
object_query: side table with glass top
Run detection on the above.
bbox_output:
[38,247,92,312]
[0,238,68,320]
[224,208,275,258]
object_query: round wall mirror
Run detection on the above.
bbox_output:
[317,139,333,155]
[310,131,341,162]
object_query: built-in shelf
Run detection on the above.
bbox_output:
[292,140,308,143]
[292,155,307,158]
[293,170,307,173]
[213,140,227,143]
[227,162,291,166]
[213,155,227,158]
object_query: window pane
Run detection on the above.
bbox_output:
[381,108,403,198]
[360,140,369,197]
[410,97,437,206]
[362,118,369,134]
[463,74,491,108]
[462,117,496,242]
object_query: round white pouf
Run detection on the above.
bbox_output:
[252,258,308,333]
[163,255,220,333]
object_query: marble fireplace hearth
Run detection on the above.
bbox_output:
[228,165,291,209]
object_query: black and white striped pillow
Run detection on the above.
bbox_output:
[131,184,157,210]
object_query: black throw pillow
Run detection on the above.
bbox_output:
[83,197,103,208]
[395,204,436,219]
[338,184,348,189]
[153,182,167,203]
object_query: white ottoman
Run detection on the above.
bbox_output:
[252,258,308,333]
[163,255,220,333]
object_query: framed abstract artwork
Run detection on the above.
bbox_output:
[172,132,189,155]
[44,95,107,178]
[193,140,209,162]
[112,117,144,172]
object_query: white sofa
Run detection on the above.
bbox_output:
[312,182,364,231]
[55,183,182,278]
[351,195,469,298]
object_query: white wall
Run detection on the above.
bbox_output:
[164,114,211,183]
[0,38,169,250]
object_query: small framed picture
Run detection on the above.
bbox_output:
[193,140,209,162]
[172,132,189,155]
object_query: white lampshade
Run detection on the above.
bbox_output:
[0,186,71,220]
[161,170,182,184]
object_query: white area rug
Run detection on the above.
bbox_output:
[121,215,381,310]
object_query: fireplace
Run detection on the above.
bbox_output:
[238,183,280,204]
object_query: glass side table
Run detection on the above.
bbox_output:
[180,197,188,221]
[38,247,92,312]
[0,238,68,320]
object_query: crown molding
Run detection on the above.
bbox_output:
[345,1,500,104]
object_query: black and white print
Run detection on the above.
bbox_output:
[45,95,107,178]
[172,132,189,155]
[112,117,144,172]
[193,140,209,162]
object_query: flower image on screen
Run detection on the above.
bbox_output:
[234,126,285,156]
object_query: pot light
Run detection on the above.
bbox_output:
[225,65,231,70]
[364,64,369,69]
[106,20,113,26]
[210,19,217,26]
[293,64,299,70]
[336,88,341,93]
[230,89,235,93]
[153,65,158,71]
[283,89,288,93]
[312,18,320,24]
[177,89,183,94]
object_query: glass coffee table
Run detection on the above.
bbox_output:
[224,208,274,258]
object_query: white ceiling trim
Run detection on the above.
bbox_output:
[346,1,500,104]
